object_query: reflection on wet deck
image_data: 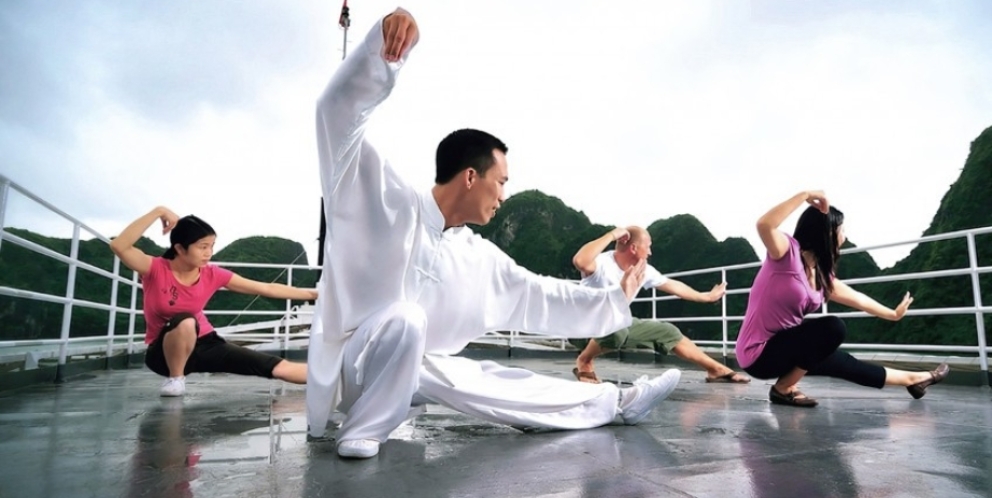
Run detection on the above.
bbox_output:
[1,358,990,498]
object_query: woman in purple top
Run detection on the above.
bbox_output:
[735,190,949,407]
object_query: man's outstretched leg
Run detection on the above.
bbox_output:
[418,357,682,428]
[574,319,749,384]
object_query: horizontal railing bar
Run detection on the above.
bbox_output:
[0,174,111,243]
[839,226,992,254]
[0,336,143,347]
[0,286,139,313]
[1,231,138,287]
[843,267,992,285]
[212,261,319,271]
[638,306,992,322]
[664,340,987,354]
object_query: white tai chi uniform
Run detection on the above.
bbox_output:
[306,17,634,443]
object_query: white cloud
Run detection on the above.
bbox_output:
[1,0,990,272]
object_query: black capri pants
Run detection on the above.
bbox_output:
[743,316,886,389]
[145,312,283,378]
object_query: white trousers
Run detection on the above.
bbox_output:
[418,356,620,430]
[337,302,428,442]
[314,302,621,443]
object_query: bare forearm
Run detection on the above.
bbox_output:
[660,280,707,302]
[573,228,625,273]
[855,296,898,320]
[832,280,911,322]
[260,283,317,301]
[757,191,811,231]
[833,291,897,321]
[111,207,165,253]
[574,233,613,265]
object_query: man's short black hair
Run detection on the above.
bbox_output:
[435,129,508,184]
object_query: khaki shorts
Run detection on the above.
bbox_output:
[570,318,685,354]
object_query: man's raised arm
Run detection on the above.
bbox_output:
[316,8,419,191]
[572,227,628,277]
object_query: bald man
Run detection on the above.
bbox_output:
[571,226,750,384]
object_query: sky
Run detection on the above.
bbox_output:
[2,0,991,271]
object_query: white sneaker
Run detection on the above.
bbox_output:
[159,376,186,397]
[337,439,380,459]
[620,369,681,425]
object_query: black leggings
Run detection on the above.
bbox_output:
[145,313,283,378]
[744,316,886,389]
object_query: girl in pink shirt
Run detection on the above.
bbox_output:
[110,207,318,397]
[735,191,948,407]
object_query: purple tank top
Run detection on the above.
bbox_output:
[735,234,824,368]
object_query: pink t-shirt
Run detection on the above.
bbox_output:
[141,257,234,344]
[735,234,824,368]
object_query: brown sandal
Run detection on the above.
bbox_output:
[706,372,751,384]
[769,386,818,407]
[572,367,602,384]
[907,363,950,399]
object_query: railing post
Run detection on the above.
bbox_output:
[56,223,81,383]
[284,267,293,351]
[0,177,9,254]
[721,269,728,361]
[104,257,121,362]
[966,233,989,385]
[651,288,657,320]
[126,271,139,356]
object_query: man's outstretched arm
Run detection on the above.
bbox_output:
[489,249,646,339]
[657,279,726,303]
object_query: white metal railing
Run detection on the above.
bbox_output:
[1,173,989,383]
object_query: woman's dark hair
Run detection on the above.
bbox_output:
[793,205,845,298]
[162,215,216,260]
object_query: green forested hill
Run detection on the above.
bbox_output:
[838,125,992,345]
[472,189,595,278]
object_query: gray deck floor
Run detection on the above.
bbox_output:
[1,358,991,498]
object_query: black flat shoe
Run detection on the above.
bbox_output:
[907,363,950,399]
[769,386,818,407]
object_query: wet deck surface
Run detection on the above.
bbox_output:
[1,358,991,498]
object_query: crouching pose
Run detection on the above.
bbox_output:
[307,8,681,459]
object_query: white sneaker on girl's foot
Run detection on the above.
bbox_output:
[159,376,186,397]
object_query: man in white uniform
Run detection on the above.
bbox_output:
[571,226,750,384]
[307,8,681,459]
